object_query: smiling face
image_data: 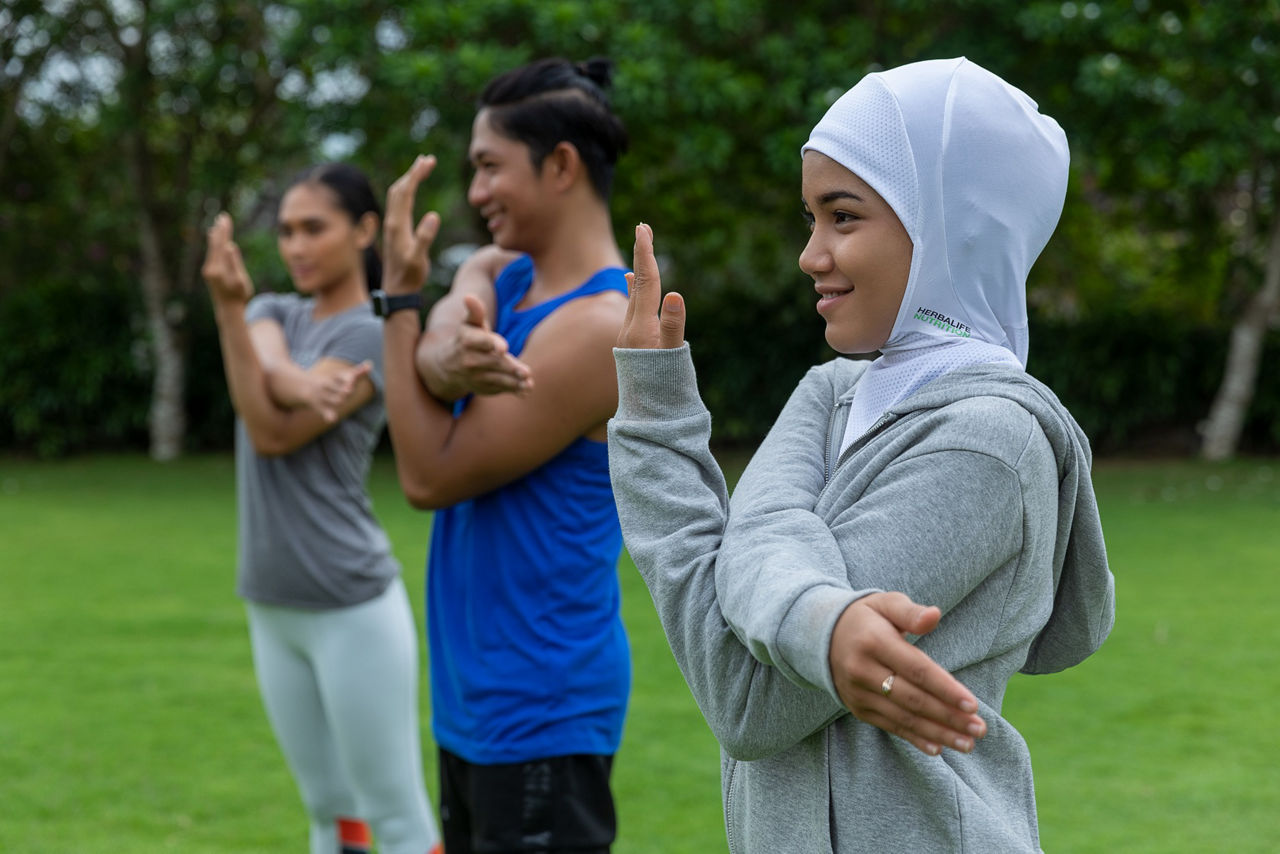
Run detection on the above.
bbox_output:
[799,151,914,354]
[467,108,555,253]
[276,182,373,295]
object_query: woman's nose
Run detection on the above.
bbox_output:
[798,232,830,278]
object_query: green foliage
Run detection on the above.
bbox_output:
[5,0,1280,455]
[0,279,149,456]
[0,94,149,456]
[1017,0,1280,307]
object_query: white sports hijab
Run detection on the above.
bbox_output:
[802,57,1070,451]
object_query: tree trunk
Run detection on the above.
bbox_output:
[137,210,186,461]
[118,3,188,463]
[1200,216,1280,460]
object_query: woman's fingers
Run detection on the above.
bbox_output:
[659,291,686,348]
[224,240,254,300]
[201,214,227,280]
[312,361,373,421]
[202,213,252,302]
[868,593,979,714]
[618,223,685,349]
[629,222,661,317]
[871,666,986,750]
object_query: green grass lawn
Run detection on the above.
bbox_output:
[1,454,1278,852]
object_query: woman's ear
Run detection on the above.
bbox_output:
[354,211,379,250]
[544,141,583,193]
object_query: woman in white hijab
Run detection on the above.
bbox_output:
[608,57,1115,853]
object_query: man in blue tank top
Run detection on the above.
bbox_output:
[376,58,632,854]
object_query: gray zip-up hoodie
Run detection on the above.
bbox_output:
[608,348,1114,853]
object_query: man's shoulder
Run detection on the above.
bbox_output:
[539,280,628,335]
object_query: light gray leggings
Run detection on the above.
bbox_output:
[246,577,439,854]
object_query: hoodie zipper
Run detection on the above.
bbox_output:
[818,406,896,502]
[824,400,851,484]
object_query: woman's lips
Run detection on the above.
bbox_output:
[815,286,852,315]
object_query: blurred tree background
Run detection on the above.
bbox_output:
[2,0,1278,459]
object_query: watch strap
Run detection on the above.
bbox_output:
[370,289,422,318]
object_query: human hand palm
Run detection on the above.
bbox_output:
[201,213,255,304]
[382,155,442,296]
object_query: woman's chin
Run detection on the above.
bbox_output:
[825,329,883,357]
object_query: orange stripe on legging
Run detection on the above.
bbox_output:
[337,817,373,846]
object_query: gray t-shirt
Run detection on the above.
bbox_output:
[234,292,398,609]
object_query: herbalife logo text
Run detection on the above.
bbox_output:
[914,306,971,338]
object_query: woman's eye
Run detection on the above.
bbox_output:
[833,211,857,225]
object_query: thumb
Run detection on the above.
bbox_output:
[873,592,943,637]
[461,293,491,331]
[416,210,442,251]
[226,239,247,275]
[659,292,686,349]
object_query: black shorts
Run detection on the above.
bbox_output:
[438,748,616,854]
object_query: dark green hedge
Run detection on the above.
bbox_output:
[0,279,149,457]
[0,281,234,457]
[1024,314,1280,456]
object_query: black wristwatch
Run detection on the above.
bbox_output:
[369,289,422,318]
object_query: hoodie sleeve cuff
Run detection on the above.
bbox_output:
[777,584,881,699]
[613,344,706,422]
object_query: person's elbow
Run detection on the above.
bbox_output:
[245,424,303,457]
[698,678,836,761]
[396,469,461,511]
[711,722,766,761]
[711,715,794,762]
[402,481,442,511]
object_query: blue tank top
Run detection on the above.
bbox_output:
[427,255,631,764]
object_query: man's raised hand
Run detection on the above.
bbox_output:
[382,155,443,296]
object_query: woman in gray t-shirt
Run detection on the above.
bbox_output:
[202,163,439,854]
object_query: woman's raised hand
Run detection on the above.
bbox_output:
[618,223,685,349]
[202,213,255,305]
